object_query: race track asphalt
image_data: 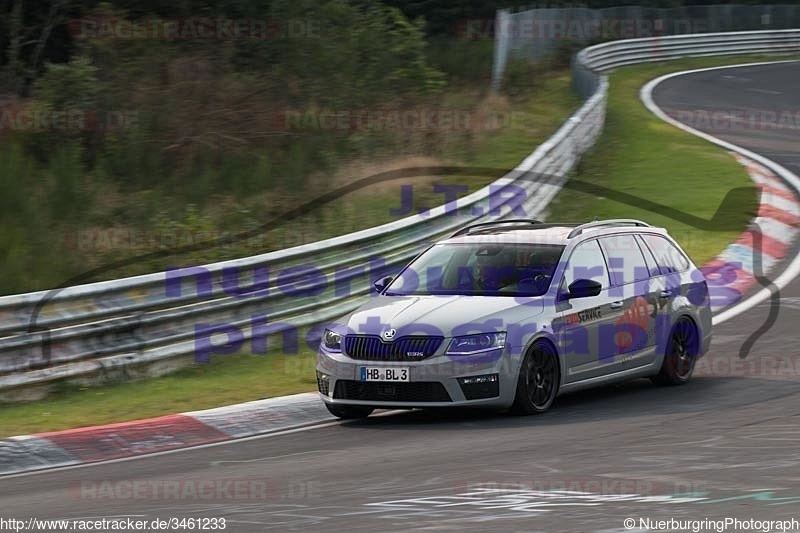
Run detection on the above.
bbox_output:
[2,61,799,533]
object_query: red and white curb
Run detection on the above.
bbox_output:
[0,393,333,476]
[700,153,800,311]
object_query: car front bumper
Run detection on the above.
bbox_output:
[316,347,524,409]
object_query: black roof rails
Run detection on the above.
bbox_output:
[567,219,651,239]
[450,219,543,238]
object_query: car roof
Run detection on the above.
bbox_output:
[441,220,668,246]
[445,226,575,245]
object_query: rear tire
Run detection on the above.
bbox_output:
[324,403,374,419]
[512,341,560,415]
[651,317,698,386]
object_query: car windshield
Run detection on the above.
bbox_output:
[385,242,565,297]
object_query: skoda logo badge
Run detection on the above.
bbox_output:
[382,328,396,341]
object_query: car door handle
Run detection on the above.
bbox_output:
[610,301,623,309]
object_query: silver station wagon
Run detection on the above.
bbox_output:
[316,219,712,418]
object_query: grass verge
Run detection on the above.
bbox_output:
[0,345,318,437]
[1,55,794,437]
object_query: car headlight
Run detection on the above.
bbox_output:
[447,332,506,355]
[321,329,342,352]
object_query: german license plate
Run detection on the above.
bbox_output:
[360,367,409,382]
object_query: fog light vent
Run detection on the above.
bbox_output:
[458,373,499,400]
[316,371,330,396]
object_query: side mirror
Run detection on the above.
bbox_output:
[567,278,602,299]
[373,276,394,293]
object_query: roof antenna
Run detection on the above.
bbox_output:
[592,215,599,222]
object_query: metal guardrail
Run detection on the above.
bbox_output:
[491,4,800,90]
[573,29,800,98]
[2,29,799,393]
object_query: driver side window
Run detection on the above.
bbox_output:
[561,239,610,291]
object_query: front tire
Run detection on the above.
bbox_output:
[324,403,374,419]
[652,317,698,386]
[512,341,560,415]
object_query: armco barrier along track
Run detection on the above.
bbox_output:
[2,30,799,394]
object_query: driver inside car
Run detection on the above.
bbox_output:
[473,247,516,291]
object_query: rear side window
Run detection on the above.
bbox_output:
[598,234,650,286]
[635,234,662,277]
[562,239,609,290]
[641,234,690,275]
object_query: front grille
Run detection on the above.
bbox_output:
[344,335,444,361]
[333,380,452,402]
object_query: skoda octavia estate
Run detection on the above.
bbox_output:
[316,219,712,418]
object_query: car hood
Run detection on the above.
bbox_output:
[339,294,546,340]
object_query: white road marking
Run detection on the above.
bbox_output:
[209,450,328,467]
[746,87,782,95]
